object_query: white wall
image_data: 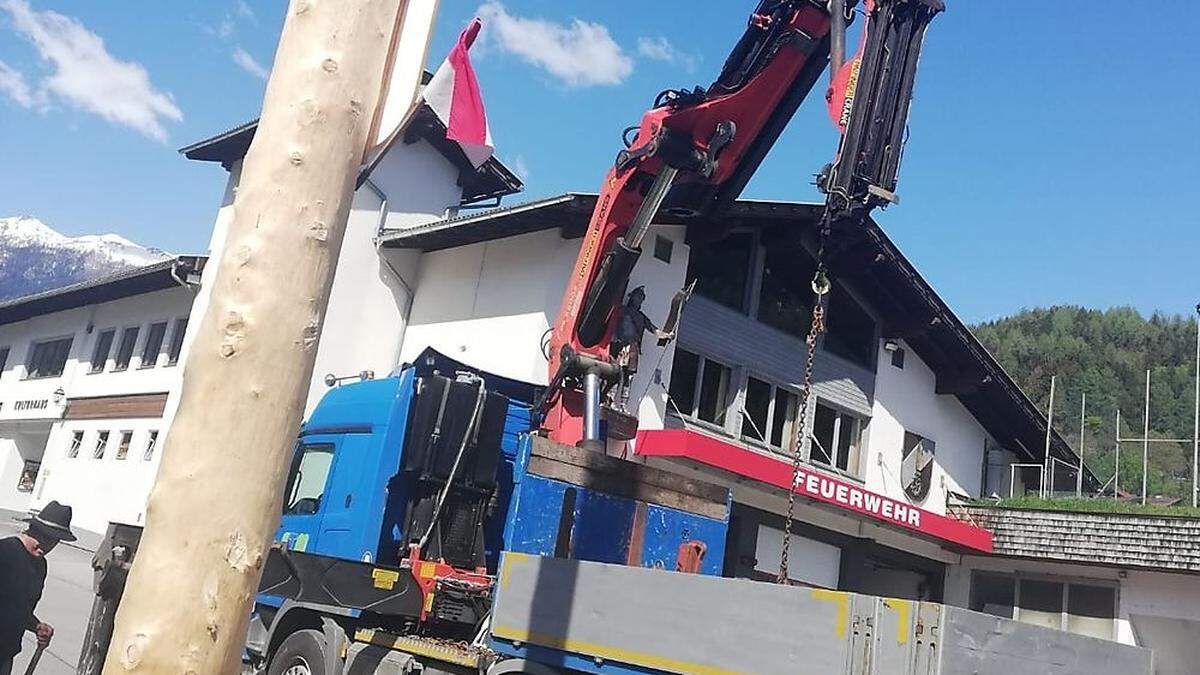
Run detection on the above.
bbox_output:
[867,339,992,514]
[1117,569,1200,646]
[36,420,164,533]
[303,140,457,413]
[400,227,579,384]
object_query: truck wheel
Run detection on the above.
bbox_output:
[268,629,327,675]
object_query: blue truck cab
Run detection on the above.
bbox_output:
[248,350,731,673]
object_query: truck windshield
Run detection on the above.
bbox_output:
[283,443,334,515]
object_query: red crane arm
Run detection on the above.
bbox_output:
[541,0,943,447]
[542,1,834,445]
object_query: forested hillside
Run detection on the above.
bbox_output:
[973,306,1198,500]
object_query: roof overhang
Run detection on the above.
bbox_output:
[179,109,522,205]
[0,256,206,326]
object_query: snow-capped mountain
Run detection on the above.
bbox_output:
[0,216,170,302]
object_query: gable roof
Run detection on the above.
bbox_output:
[179,107,522,205]
[380,192,1094,487]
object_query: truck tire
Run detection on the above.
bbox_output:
[268,629,327,675]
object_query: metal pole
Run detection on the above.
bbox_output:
[1193,303,1199,508]
[624,166,678,249]
[1142,369,1151,506]
[1042,375,1056,498]
[1115,409,1121,498]
[1077,392,1086,497]
[582,370,602,448]
[830,0,847,79]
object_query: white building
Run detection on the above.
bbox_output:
[0,258,203,532]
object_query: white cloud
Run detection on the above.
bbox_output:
[475,2,632,87]
[235,0,255,22]
[1,0,182,142]
[637,36,698,72]
[0,60,36,108]
[511,154,530,181]
[232,46,269,80]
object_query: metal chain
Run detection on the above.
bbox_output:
[778,221,833,584]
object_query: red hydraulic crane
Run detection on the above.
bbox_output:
[539,0,943,449]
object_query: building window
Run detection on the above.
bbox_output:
[166,318,188,366]
[283,444,335,515]
[667,348,733,427]
[811,401,864,474]
[969,573,1116,640]
[823,286,877,369]
[653,235,673,264]
[890,346,905,369]
[93,431,110,459]
[144,430,159,461]
[756,239,817,340]
[66,431,84,458]
[687,232,754,313]
[25,337,73,379]
[741,376,800,453]
[16,461,39,493]
[115,431,133,460]
[0,346,9,375]
[90,329,116,373]
[113,326,139,371]
[139,322,167,368]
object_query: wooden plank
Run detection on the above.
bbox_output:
[531,437,730,505]
[526,455,728,520]
[65,393,168,420]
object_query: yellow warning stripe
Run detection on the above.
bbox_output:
[811,588,850,640]
[884,598,911,645]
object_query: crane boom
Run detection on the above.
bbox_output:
[541,0,943,448]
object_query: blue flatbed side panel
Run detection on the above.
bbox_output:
[640,504,726,575]
[502,437,729,573]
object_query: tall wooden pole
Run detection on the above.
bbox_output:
[104,1,414,672]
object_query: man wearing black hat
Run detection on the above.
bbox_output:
[0,500,76,675]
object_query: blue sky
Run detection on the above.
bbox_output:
[0,1,1197,323]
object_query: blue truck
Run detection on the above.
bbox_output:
[242,350,1153,675]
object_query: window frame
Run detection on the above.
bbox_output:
[66,430,85,459]
[668,349,735,430]
[93,430,110,459]
[166,317,188,366]
[143,430,159,461]
[115,430,133,460]
[112,325,140,372]
[0,345,10,377]
[139,321,168,369]
[809,399,866,476]
[740,373,800,454]
[968,571,1119,639]
[90,328,116,374]
[24,336,74,380]
[282,443,336,516]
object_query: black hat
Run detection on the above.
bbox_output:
[21,500,77,542]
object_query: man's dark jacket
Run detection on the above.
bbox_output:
[0,536,45,657]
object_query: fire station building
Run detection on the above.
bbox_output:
[2,114,1197,664]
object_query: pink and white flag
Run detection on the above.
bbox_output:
[423,19,493,168]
